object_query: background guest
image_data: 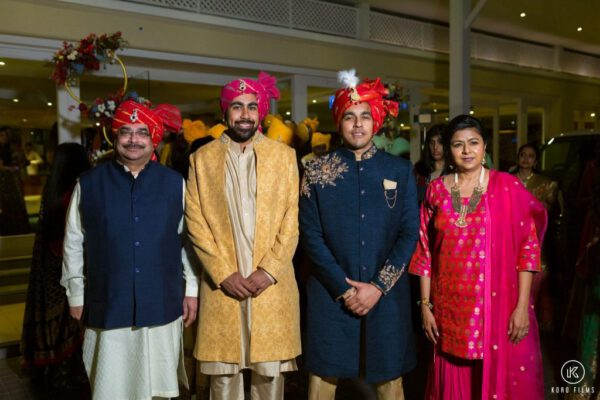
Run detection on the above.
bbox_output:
[414,124,447,203]
[21,143,91,395]
[512,143,558,331]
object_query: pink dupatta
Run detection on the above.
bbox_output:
[482,170,547,399]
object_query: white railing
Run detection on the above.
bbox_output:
[124,0,600,79]
[471,33,555,70]
[291,0,357,38]
[197,0,289,26]
[370,12,449,53]
[563,49,600,78]
[130,0,357,37]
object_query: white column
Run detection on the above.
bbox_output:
[449,0,470,117]
[270,97,278,115]
[552,46,563,72]
[408,87,422,164]
[541,107,548,144]
[291,75,308,122]
[56,85,81,144]
[516,99,527,147]
[357,2,370,41]
[492,106,499,168]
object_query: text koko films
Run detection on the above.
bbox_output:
[550,386,595,394]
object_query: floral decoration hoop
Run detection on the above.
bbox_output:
[102,125,113,147]
[52,32,128,148]
[63,52,128,105]
[65,52,127,147]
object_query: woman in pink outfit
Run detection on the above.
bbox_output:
[410,115,547,400]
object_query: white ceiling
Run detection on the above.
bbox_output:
[338,0,600,55]
[2,0,600,130]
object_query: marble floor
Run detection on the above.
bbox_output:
[0,357,36,400]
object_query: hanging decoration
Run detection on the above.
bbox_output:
[382,81,410,137]
[51,32,129,146]
[51,32,127,87]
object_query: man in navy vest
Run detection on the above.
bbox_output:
[299,70,419,399]
[61,99,198,400]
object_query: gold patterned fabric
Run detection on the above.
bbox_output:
[200,138,296,377]
[518,173,557,210]
[186,133,301,364]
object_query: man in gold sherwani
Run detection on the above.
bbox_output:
[185,72,301,400]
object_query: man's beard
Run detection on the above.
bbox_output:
[227,119,259,143]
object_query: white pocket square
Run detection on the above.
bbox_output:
[383,179,397,190]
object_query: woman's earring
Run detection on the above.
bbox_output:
[482,157,486,166]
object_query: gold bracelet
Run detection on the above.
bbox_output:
[417,298,433,310]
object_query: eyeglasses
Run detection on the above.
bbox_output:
[118,129,151,138]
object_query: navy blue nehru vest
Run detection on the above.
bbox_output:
[79,160,183,329]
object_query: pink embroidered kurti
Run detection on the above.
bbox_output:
[410,171,548,399]
[410,177,541,360]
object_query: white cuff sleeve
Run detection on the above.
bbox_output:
[60,182,86,305]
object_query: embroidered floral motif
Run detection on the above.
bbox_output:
[372,260,405,294]
[300,175,311,198]
[361,143,378,160]
[300,153,349,198]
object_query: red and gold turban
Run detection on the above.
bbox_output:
[332,70,398,134]
[112,100,182,148]
[220,71,280,123]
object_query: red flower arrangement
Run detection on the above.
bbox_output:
[51,32,127,85]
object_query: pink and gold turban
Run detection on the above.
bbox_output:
[220,71,280,123]
[332,70,398,134]
[112,100,182,148]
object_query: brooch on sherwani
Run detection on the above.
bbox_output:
[301,153,349,198]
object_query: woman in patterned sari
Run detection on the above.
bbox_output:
[410,115,547,399]
[512,143,558,331]
[21,143,90,394]
[513,143,557,209]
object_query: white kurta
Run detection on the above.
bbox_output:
[61,164,198,400]
[200,140,296,377]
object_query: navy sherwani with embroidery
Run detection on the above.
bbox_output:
[299,145,419,384]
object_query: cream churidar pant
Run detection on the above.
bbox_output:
[308,374,405,400]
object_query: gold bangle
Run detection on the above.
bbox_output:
[417,298,433,310]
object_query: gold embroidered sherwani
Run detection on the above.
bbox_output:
[186,133,301,365]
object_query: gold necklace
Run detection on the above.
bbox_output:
[518,170,534,183]
[451,167,485,228]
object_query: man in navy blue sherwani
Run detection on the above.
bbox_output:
[299,70,419,399]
